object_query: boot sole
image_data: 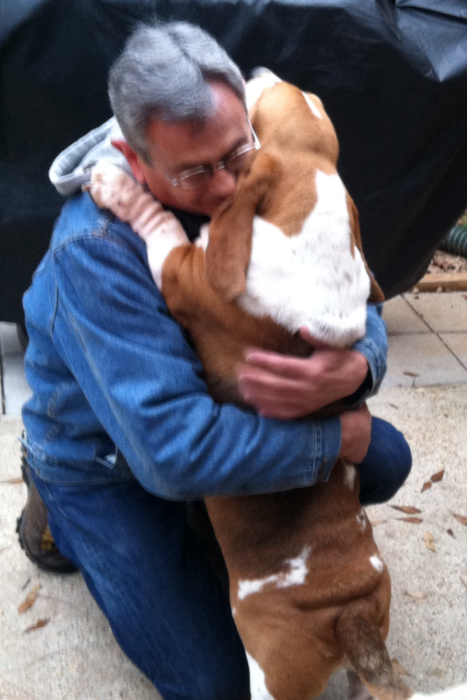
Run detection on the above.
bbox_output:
[17,449,78,575]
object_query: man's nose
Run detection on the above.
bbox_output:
[208,168,237,198]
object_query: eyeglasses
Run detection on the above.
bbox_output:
[162,129,261,191]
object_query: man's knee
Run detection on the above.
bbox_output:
[359,417,412,505]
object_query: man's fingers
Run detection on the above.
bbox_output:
[241,350,311,380]
[239,380,299,408]
[237,366,303,398]
[237,372,320,419]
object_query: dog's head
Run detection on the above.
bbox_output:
[205,77,384,307]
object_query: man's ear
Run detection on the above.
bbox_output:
[111,139,146,185]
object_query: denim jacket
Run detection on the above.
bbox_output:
[22,120,387,500]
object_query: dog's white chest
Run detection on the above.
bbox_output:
[238,171,370,348]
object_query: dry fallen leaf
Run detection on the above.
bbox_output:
[0,477,23,484]
[403,371,419,377]
[398,517,423,524]
[421,481,432,493]
[461,577,467,591]
[405,590,428,601]
[392,505,422,515]
[452,513,467,526]
[392,658,410,675]
[424,532,436,552]
[18,584,42,614]
[447,529,455,538]
[431,470,445,483]
[23,618,49,634]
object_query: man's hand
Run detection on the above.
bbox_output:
[236,326,369,419]
[339,404,372,463]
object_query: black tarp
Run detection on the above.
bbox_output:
[1,0,467,323]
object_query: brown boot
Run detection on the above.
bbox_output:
[16,445,78,574]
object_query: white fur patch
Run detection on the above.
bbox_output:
[238,170,370,347]
[247,651,277,700]
[238,546,311,601]
[195,223,210,251]
[303,92,323,119]
[411,684,467,700]
[245,69,282,111]
[370,555,384,573]
[344,463,357,490]
[357,508,367,531]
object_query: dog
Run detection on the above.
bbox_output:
[86,70,467,700]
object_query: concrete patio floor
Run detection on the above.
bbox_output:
[1,292,467,699]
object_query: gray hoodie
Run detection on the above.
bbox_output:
[48,117,133,197]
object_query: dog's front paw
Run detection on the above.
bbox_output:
[85,160,190,290]
[86,161,141,222]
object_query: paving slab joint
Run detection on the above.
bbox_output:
[402,294,467,373]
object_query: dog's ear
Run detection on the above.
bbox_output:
[347,195,385,303]
[205,152,278,302]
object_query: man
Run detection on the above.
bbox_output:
[18,20,411,700]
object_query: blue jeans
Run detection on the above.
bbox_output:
[29,416,411,700]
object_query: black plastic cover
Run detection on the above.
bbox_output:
[1,0,467,322]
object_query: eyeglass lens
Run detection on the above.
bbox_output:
[178,146,255,190]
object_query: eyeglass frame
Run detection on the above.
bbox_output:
[160,124,261,190]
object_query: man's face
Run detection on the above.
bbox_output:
[124,81,252,217]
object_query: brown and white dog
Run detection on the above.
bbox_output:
[87,71,467,700]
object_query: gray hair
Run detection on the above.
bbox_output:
[108,21,246,164]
